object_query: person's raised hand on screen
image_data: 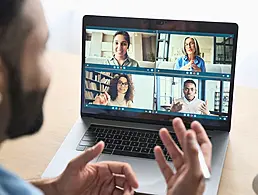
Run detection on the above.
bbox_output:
[199,100,210,115]
[154,117,212,195]
[93,91,110,105]
[171,98,183,112]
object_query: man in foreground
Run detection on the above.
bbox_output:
[0,0,212,194]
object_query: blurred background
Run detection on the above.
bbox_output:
[41,0,258,89]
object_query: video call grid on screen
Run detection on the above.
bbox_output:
[83,26,234,121]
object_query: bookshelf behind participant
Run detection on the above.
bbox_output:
[84,70,112,105]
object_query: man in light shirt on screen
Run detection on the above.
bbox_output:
[171,79,210,115]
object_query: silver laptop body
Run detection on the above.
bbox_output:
[42,15,238,195]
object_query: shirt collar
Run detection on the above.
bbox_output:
[183,96,197,104]
[110,54,131,63]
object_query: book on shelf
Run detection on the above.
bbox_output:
[100,85,110,92]
[84,91,98,100]
[89,82,98,90]
[100,77,111,85]
[86,71,93,79]
[85,91,93,99]
[85,71,113,102]
[101,72,112,77]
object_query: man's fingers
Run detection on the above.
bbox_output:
[196,178,206,195]
[159,128,184,169]
[172,117,187,147]
[199,105,205,112]
[183,131,206,192]
[175,102,181,106]
[112,182,134,195]
[154,146,174,183]
[123,182,135,195]
[201,103,206,109]
[191,121,212,170]
[191,121,209,144]
[177,102,183,107]
[199,104,206,112]
[114,175,126,189]
[101,162,139,189]
[68,141,104,169]
[183,131,202,177]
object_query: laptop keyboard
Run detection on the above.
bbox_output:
[76,124,185,161]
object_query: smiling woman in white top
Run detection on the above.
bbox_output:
[93,74,134,108]
[105,31,139,67]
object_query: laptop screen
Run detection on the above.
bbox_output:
[81,15,238,131]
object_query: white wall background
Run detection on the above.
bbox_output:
[41,0,258,89]
[131,75,154,110]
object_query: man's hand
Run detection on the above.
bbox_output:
[171,98,183,112]
[154,117,212,195]
[199,100,210,115]
[53,141,138,195]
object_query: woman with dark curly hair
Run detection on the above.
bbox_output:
[93,74,134,107]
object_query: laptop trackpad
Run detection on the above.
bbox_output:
[97,154,168,195]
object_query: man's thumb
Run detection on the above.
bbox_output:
[68,141,104,168]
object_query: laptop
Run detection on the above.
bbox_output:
[42,15,238,195]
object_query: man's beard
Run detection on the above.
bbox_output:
[5,61,47,139]
[6,90,46,139]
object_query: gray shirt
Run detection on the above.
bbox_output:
[105,55,139,67]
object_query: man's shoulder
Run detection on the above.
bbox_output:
[195,98,205,104]
[105,57,114,64]
[0,166,43,195]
